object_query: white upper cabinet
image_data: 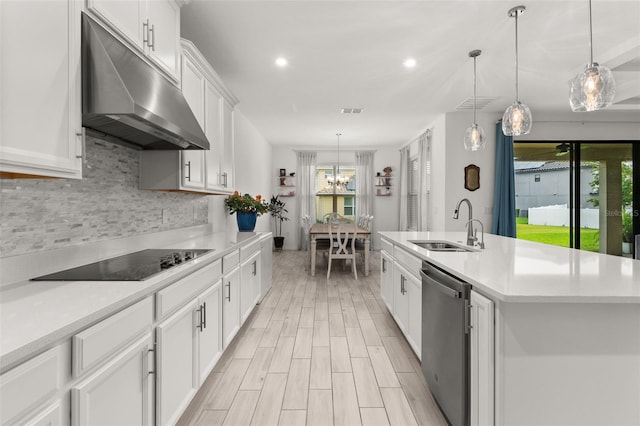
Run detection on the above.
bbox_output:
[86,0,180,80]
[145,0,180,78]
[0,0,83,179]
[204,82,224,190]
[180,55,207,189]
[140,39,237,194]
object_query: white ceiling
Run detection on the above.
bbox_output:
[180,1,640,149]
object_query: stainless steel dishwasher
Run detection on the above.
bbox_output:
[420,260,471,426]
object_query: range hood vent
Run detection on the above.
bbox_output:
[81,13,209,150]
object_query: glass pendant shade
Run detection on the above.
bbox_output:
[502,6,532,137]
[464,49,486,151]
[569,63,615,112]
[569,0,616,112]
[464,124,486,151]
[502,101,532,136]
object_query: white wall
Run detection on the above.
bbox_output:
[209,108,273,233]
[270,146,401,250]
[425,109,639,235]
[427,112,497,233]
[270,146,298,249]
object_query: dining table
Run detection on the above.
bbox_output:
[309,223,371,277]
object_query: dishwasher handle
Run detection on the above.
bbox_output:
[420,269,462,299]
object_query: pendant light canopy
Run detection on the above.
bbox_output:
[502,5,532,137]
[569,0,615,112]
[464,49,486,151]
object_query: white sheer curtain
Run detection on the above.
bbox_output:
[417,130,431,231]
[355,151,374,220]
[296,151,317,249]
[398,145,410,231]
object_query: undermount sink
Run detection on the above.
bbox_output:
[408,240,476,252]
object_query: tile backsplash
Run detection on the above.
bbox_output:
[0,137,208,257]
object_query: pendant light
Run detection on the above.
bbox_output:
[464,49,486,151]
[569,0,615,112]
[502,5,532,136]
[333,133,345,187]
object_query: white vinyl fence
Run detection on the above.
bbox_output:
[528,204,599,229]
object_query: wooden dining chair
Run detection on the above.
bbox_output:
[327,224,357,279]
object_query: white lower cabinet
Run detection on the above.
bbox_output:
[71,333,154,426]
[240,250,261,323]
[157,280,222,426]
[24,400,65,426]
[156,299,198,426]
[392,262,421,356]
[380,250,394,311]
[406,269,422,355]
[470,290,494,426]
[222,265,241,348]
[1,343,70,426]
[392,262,410,334]
[197,283,223,384]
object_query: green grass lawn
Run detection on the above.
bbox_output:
[516,217,600,252]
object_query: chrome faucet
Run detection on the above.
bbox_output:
[453,198,475,246]
[467,219,485,249]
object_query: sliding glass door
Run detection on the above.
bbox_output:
[514,141,637,257]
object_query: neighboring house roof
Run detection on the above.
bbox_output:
[515,161,593,173]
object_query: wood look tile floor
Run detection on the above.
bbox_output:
[177,250,447,426]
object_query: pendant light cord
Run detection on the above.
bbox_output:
[588,0,594,64]
[514,11,519,101]
[473,55,477,125]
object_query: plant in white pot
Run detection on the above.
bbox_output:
[268,195,289,250]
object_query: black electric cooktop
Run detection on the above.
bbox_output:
[31,249,213,281]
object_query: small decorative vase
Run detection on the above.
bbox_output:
[236,212,257,232]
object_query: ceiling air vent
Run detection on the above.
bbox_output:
[341,108,363,114]
[455,97,498,110]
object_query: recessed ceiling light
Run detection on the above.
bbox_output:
[403,58,417,68]
[275,57,288,67]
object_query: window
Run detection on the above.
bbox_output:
[343,196,354,216]
[407,157,419,230]
[315,165,356,222]
[514,141,637,257]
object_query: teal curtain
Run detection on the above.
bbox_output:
[491,122,516,237]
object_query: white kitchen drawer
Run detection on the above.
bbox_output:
[380,238,394,255]
[393,246,422,280]
[73,296,153,377]
[239,239,260,262]
[222,250,240,273]
[1,344,66,425]
[156,259,222,319]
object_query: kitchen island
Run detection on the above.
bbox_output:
[380,231,640,426]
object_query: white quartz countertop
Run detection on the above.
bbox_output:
[379,231,640,304]
[0,229,267,372]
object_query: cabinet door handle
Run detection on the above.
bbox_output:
[382,258,386,273]
[196,305,204,331]
[202,302,207,329]
[221,172,228,187]
[185,161,191,181]
[143,19,149,47]
[148,24,155,51]
[147,347,155,376]
[400,275,406,295]
[252,260,257,276]
[226,282,231,301]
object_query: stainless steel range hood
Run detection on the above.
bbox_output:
[81,13,209,150]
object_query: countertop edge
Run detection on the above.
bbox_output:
[379,231,640,304]
[0,231,269,373]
